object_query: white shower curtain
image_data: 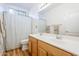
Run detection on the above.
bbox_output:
[0,12,5,51]
[4,12,31,50]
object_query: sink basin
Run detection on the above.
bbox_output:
[35,33,61,40]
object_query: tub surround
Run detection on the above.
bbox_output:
[29,33,79,56]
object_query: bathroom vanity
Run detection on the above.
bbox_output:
[28,33,79,56]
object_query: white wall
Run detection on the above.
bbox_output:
[29,4,41,19]
[29,4,46,34]
[3,4,29,14]
[41,3,79,35]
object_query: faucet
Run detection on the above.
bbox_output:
[56,34,59,39]
[56,34,61,39]
[39,33,42,36]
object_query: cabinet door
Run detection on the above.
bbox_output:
[48,53,54,56]
[38,47,48,56]
[31,37,38,56]
[28,41,31,55]
[38,40,73,56]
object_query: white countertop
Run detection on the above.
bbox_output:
[30,33,79,56]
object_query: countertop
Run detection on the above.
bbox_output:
[30,33,79,56]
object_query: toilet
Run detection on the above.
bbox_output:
[21,39,28,51]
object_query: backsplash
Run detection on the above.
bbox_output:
[65,31,79,37]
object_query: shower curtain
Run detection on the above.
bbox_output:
[0,12,5,51]
[4,12,31,50]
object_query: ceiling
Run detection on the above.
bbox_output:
[4,3,41,10]
[39,3,62,14]
[0,3,60,13]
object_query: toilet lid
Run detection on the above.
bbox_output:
[21,39,28,44]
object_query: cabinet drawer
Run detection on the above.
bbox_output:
[38,40,73,56]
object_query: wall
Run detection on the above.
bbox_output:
[38,18,46,33]
[29,6,39,33]
[29,4,46,33]
[40,3,79,35]
[29,5,39,19]
[2,4,29,14]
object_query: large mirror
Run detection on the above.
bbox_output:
[39,3,79,37]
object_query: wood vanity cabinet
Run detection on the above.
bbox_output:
[38,40,73,56]
[38,47,48,56]
[28,36,75,56]
[28,36,38,56]
[28,40,31,55]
